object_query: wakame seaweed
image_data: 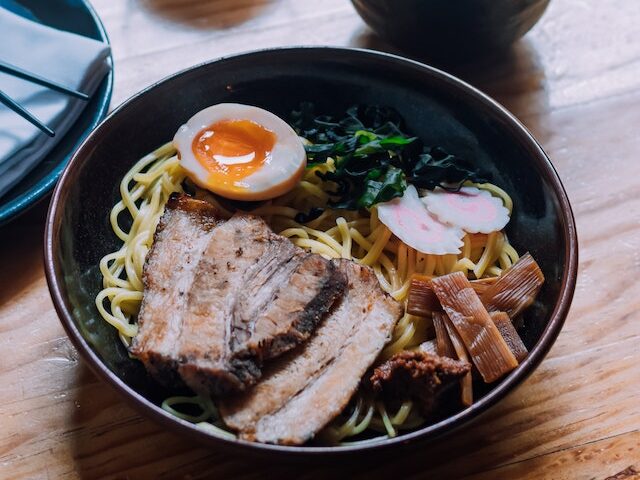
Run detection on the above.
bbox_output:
[290,103,486,209]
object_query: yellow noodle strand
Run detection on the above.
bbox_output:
[96,145,519,445]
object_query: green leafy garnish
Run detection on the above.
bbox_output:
[359,166,407,209]
[290,103,486,209]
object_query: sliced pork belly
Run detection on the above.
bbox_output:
[231,248,346,363]
[176,214,282,394]
[219,260,403,445]
[131,194,346,395]
[130,193,220,386]
[178,215,346,395]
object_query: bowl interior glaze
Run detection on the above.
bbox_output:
[45,47,577,457]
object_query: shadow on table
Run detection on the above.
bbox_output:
[137,0,275,29]
[66,362,523,480]
[0,200,49,307]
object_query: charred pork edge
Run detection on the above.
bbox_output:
[235,262,402,443]
[129,193,220,386]
[255,259,348,362]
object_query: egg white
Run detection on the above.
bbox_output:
[173,103,306,200]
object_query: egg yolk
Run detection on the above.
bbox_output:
[192,119,276,189]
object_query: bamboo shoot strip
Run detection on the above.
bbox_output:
[490,312,528,362]
[432,312,456,358]
[469,277,499,296]
[407,274,440,317]
[481,253,544,318]
[441,316,473,407]
[408,274,499,317]
[431,272,518,383]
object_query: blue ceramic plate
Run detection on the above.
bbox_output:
[0,0,113,225]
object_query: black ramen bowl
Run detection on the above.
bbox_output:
[45,47,577,459]
[351,0,550,60]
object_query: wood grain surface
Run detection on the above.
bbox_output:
[1,0,639,478]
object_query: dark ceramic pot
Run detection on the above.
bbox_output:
[351,0,550,59]
[45,47,577,460]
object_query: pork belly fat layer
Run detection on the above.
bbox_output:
[219,260,403,445]
[232,252,347,363]
[178,215,346,394]
[176,214,279,394]
[130,194,220,386]
[131,194,346,395]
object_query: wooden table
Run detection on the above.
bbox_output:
[1,0,639,478]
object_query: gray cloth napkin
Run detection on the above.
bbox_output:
[0,7,111,198]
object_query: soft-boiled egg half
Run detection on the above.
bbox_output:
[173,103,306,201]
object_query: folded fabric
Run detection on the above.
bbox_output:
[0,7,111,198]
